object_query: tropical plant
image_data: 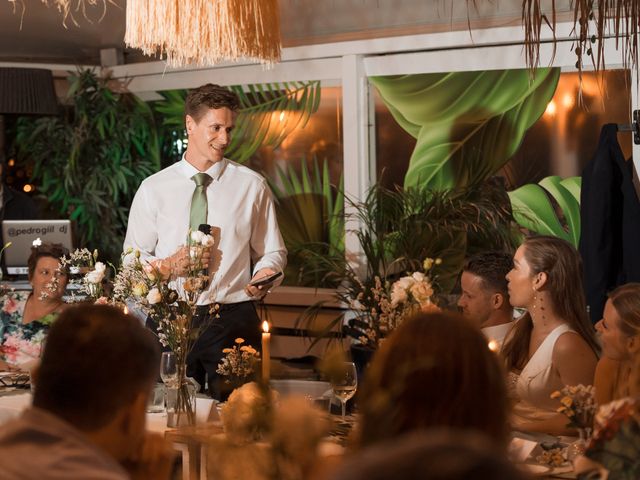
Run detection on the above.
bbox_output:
[369,68,560,190]
[296,180,517,345]
[14,69,161,264]
[268,158,344,286]
[153,81,322,164]
[508,175,581,247]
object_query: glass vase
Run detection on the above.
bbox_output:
[566,427,592,461]
[166,380,197,428]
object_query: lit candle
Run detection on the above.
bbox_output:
[487,339,499,352]
[123,305,129,315]
[262,320,271,384]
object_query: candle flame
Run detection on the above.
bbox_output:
[123,305,129,315]
[487,340,499,352]
[262,320,269,333]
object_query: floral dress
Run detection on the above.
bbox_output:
[0,291,58,366]
[585,397,640,480]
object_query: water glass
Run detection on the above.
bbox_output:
[146,383,165,413]
[160,351,178,388]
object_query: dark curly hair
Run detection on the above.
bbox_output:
[27,242,69,279]
[185,84,240,122]
[463,252,513,297]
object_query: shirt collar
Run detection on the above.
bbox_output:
[179,154,228,182]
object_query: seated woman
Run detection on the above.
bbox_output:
[574,344,640,479]
[503,235,599,436]
[355,310,510,450]
[0,242,69,370]
[593,283,640,406]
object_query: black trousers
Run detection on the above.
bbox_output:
[186,301,261,400]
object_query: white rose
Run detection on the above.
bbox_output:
[390,282,408,306]
[85,269,105,284]
[411,271,425,282]
[190,230,205,244]
[146,288,162,304]
[396,276,415,291]
[201,234,215,247]
[94,262,106,273]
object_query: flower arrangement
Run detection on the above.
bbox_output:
[551,384,597,430]
[345,257,440,347]
[44,247,108,302]
[111,229,217,425]
[216,338,260,383]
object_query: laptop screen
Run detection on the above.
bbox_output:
[1,220,74,275]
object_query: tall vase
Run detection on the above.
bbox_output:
[166,380,197,428]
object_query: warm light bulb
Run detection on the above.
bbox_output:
[23,184,33,193]
[562,93,574,108]
[262,320,270,333]
[545,101,557,117]
[488,340,499,352]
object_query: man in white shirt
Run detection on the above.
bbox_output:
[124,84,287,398]
[458,252,514,348]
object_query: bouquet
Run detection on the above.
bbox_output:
[551,384,597,431]
[216,338,261,383]
[345,257,440,347]
[44,247,109,303]
[112,229,217,425]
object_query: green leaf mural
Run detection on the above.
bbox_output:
[153,81,321,164]
[370,68,560,190]
[268,158,344,286]
[508,176,581,247]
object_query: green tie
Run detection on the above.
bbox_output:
[189,173,212,231]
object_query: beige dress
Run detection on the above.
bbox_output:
[509,324,575,423]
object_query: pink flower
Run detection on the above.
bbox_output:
[2,297,20,314]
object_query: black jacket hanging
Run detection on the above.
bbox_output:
[579,123,640,324]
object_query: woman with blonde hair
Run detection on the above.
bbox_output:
[503,235,599,435]
[593,283,640,406]
[356,311,510,450]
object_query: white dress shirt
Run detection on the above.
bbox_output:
[124,157,287,304]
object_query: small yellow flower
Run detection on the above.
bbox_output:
[435,258,442,265]
[550,391,561,399]
[423,258,434,270]
[235,338,245,344]
[222,348,233,353]
[561,396,573,408]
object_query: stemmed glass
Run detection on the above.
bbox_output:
[160,351,178,388]
[331,362,358,419]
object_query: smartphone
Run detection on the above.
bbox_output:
[248,271,283,287]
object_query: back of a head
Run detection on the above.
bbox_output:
[463,251,512,297]
[33,304,160,431]
[609,283,640,338]
[357,311,510,449]
[334,431,528,480]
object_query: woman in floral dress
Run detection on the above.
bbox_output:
[0,243,69,370]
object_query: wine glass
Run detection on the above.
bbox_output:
[331,362,358,419]
[160,352,178,388]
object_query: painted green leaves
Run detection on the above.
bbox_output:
[370,68,560,190]
[508,176,581,247]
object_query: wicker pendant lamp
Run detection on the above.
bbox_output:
[124,0,282,68]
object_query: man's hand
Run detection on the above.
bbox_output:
[124,433,176,480]
[161,246,211,278]
[245,268,277,299]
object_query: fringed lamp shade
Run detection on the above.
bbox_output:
[0,68,59,116]
[125,0,282,68]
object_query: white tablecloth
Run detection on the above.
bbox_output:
[0,391,215,432]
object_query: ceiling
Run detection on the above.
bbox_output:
[0,0,574,66]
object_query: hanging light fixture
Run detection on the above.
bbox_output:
[124,0,282,68]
